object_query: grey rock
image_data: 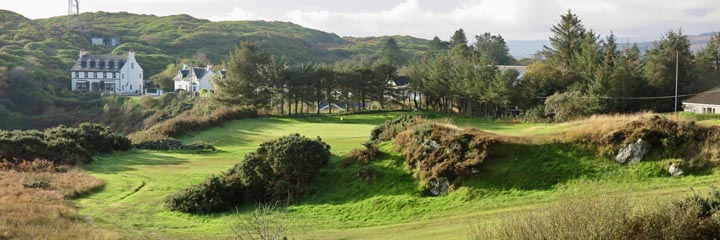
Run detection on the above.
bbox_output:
[423,139,440,149]
[615,138,650,164]
[428,177,450,196]
[669,163,684,177]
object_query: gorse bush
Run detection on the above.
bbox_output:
[164,175,245,213]
[365,115,502,193]
[166,134,331,213]
[134,138,216,151]
[395,123,500,192]
[370,115,418,143]
[0,123,130,165]
[342,142,379,167]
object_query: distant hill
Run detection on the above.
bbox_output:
[0,9,433,129]
[0,10,431,77]
[507,32,718,59]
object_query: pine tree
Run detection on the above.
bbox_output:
[543,10,587,71]
[695,33,720,90]
[450,28,468,47]
[474,32,512,65]
[643,30,695,111]
[379,37,403,66]
[213,42,271,107]
[428,36,449,54]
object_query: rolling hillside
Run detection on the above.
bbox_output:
[0,9,430,77]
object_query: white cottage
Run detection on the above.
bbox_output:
[173,64,225,93]
[70,50,144,95]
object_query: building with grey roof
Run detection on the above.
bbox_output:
[70,50,144,95]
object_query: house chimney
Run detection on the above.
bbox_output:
[183,64,188,70]
[128,51,135,59]
[79,49,87,58]
[206,64,212,71]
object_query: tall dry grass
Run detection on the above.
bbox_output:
[473,195,718,240]
[0,170,118,240]
[540,112,655,142]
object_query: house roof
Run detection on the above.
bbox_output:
[177,67,213,81]
[71,54,127,71]
[683,87,720,105]
[179,69,190,78]
[393,76,409,87]
[193,68,206,79]
[497,65,527,79]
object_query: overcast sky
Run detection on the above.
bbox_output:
[1,0,718,41]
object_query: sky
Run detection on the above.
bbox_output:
[1,0,718,41]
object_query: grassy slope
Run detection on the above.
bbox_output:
[76,112,720,239]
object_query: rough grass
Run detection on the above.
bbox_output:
[72,112,720,239]
[0,170,117,240]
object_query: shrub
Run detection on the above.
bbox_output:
[544,91,594,122]
[342,142,379,167]
[134,138,216,151]
[370,115,419,142]
[166,134,331,213]
[234,134,331,202]
[0,123,129,166]
[522,105,549,123]
[131,107,257,143]
[165,175,245,213]
[395,123,501,192]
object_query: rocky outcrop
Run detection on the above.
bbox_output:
[669,163,684,177]
[428,177,450,196]
[615,139,650,164]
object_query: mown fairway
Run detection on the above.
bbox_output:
[76,112,720,239]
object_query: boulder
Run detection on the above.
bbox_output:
[428,177,450,196]
[669,163,684,177]
[423,139,440,149]
[615,138,650,164]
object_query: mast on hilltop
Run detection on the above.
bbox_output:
[67,0,80,31]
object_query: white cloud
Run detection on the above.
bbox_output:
[210,7,263,21]
[286,0,720,40]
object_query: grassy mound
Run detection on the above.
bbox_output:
[569,115,720,172]
[166,134,331,213]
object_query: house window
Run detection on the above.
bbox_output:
[131,63,134,69]
[122,74,124,79]
[73,72,78,78]
[130,85,132,90]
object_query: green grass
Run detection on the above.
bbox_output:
[75,112,720,239]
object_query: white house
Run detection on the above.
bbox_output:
[173,64,225,93]
[71,50,144,95]
[683,87,720,114]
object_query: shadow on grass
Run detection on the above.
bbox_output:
[467,143,607,191]
[87,151,193,174]
[276,112,408,126]
[299,151,419,206]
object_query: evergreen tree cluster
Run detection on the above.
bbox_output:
[213,40,406,113]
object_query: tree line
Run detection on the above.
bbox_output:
[212,11,720,121]
[213,38,407,114]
